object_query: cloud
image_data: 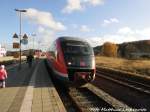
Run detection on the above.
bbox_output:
[118,27,150,37]
[85,36,103,46]
[80,25,91,32]
[63,0,104,13]
[86,35,137,47]
[38,26,45,33]
[85,27,150,47]
[25,8,66,31]
[27,26,57,51]
[136,28,150,37]
[118,27,134,34]
[62,0,82,13]
[85,0,104,6]
[37,26,56,44]
[102,18,119,26]
[23,8,67,51]
[110,18,119,23]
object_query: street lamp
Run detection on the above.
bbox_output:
[31,33,36,50]
[15,9,27,69]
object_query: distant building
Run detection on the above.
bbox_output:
[0,44,6,57]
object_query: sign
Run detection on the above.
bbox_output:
[23,34,28,39]
[21,38,28,45]
[13,33,19,38]
[13,43,20,48]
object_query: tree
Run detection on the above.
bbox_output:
[102,42,118,57]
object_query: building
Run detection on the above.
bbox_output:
[0,44,6,57]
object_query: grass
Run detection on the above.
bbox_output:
[96,56,150,77]
[0,56,14,61]
[0,56,26,62]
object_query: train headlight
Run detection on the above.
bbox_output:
[68,62,72,65]
[92,57,95,68]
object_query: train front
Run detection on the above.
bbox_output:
[61,39,96,86]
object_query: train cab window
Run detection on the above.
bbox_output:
[62,41,93,55]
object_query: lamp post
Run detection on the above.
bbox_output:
[15,9,27,69]
[31,33,36,50]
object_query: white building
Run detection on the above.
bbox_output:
[0,44,6,57]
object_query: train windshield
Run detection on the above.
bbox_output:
[62,41,93,55]
[61,40,94,67]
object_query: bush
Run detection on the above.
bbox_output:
[0,60,14,66]
[102,42,118,57]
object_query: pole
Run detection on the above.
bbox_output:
[19,11,22,69]
[15,9,27,70]
[33,36,34,50]
[38,40,40,58]
[31,33,36,53]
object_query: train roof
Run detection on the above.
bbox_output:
[57,36,86,42]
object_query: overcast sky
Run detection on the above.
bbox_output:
[0,0,150,50]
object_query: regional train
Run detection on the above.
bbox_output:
[46,37,95,87]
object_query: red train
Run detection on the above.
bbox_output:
[46,37,95,87]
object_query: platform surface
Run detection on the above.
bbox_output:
[0,60,66,112]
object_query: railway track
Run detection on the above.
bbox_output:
[94,68,150,111]
[96,69,150,95]
[69,87,113,112]
[45,60,141,112]
[46,68,126,111]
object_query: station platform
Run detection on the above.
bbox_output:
[0,60,66,112]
